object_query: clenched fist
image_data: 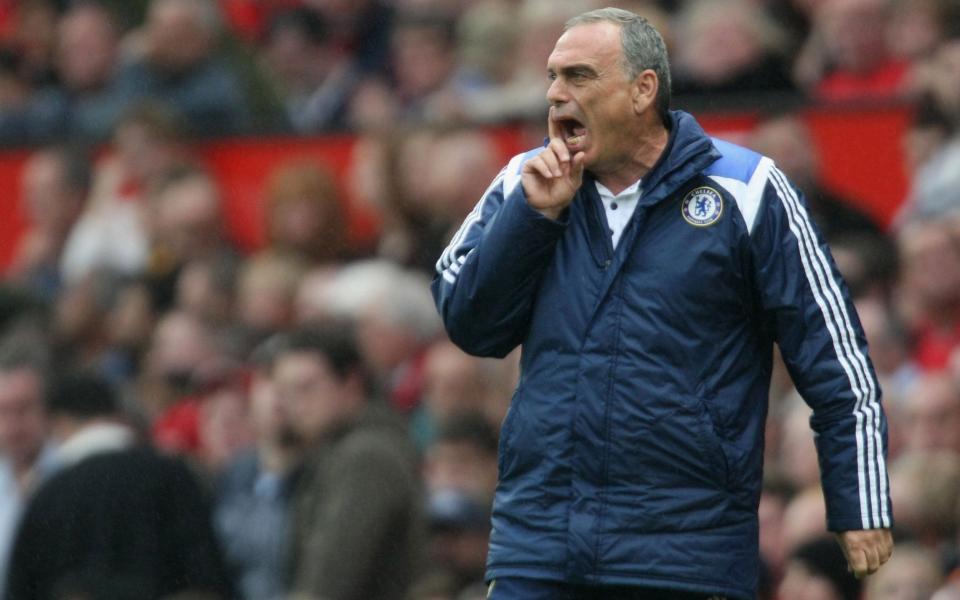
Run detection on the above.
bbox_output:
[835,528,894,578]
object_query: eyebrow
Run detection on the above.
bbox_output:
[548,64,600,79]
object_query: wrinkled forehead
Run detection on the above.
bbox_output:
[548,21,624,70]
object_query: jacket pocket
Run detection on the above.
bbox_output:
[687,395,731,491]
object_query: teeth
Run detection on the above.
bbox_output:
[566,135,583,145]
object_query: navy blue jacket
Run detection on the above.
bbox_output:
[432,111,891,599]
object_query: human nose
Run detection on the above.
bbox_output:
[546,76,567,105]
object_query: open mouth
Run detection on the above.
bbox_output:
[557,116,588,149]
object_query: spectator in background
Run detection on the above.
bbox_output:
[747,114,880,242]
[901,373,960,455]
[423,488,491,595]
[889,450,960,549]
[143,310,220,433]
[272,323,424,600]
[779,537,862,600]
[864,543,943,600]
[30,1,127,143]
[235,252,308,350]
[902,95,955,178]
[262,8,361,133]
[795,0,909,101]
[411,339,515,450]
[918,37,960,125]
[301,0,394,76]
[100,275,158,387]
[1,0,58,89]
[9,144,89,300]
[856,297,919,406]
[374,127,501,271]
[6,371,234,600]
[896,219,960,370]
[0,48,51,146]
[197,377,253,476]
[147,167,232,286]
[757,475,797,588]
[780,485,828,560]
[262,160,348,264]
[175,253,239,328]
[28,267,152,392]
[292,265,340,324]
[60,102,192,285]
[422,412,498,501]
[115,0,251,137]
[886,0,959,63]
[322,260,441,414]
[218,0,300,44]
[215,338,303,600]
[349,11,458,129]
[671,0,796,104]
[451,0,596,124]
[0,341,55,596]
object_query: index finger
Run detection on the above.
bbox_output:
[548,106,562,141]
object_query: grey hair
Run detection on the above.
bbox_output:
[565,7,671,124]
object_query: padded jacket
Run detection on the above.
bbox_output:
[432,111,891,599]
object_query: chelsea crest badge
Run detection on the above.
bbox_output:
[681,187,723,227]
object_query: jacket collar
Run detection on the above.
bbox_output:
[639,110,721,200]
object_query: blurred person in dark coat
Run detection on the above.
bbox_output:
[114,0,251,136]
[0,341,56,597]
[214,338,304,600]
[5,371,233,600]
[272,323,424,600]
[8,145,89,301]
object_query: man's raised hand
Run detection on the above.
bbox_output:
[521,106,585,220]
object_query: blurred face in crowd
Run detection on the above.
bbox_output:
[199,384,253,472]
[818,0,891,73]
[264,23,331,92]
[176,261,233,325]
[677,4,764,85]
[898,221,960,313]
[424,440,498,500]
[273,351,361,443]
[146,311,216,384]
[903,374,960,454]
[21,151,84,236]
[0,368,46,472]
[57,5,118,92]
[546,21,655,178]
[391,22,456,100]
[153,175,223,263]
[422,341,488,420]
[146,0,215,72]
[114,120,185,184]
[864,544,941,600]
[779,560,843,600]
[748,117,818,192]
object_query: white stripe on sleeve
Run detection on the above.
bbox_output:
[769,167,885,528]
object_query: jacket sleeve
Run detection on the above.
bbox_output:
[432,152,567,358]
[749,158,892,532]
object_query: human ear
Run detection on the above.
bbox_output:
[632,69,658,115]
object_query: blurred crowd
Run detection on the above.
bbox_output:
[0,0,956,144]
[0,0,959,599]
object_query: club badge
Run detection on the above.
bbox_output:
[681,186,723,227]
